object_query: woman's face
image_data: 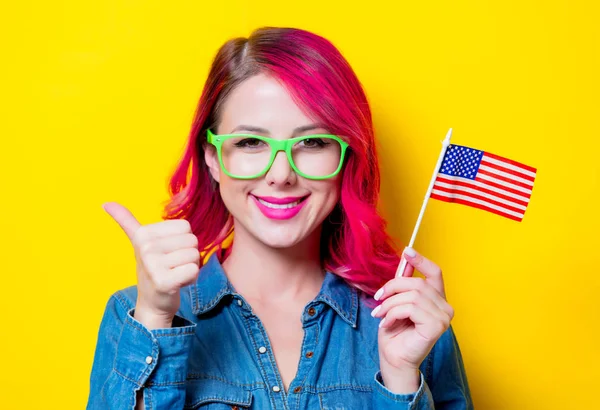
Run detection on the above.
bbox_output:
[205,73,342,249]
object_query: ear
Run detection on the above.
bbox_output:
[203,143,221,183]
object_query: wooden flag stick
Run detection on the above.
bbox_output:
[395,128,453,277]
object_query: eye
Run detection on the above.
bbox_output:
[234,138,265,148]
[300,138,329,148]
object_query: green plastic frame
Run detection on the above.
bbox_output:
[206,129,349,180]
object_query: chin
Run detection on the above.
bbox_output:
[251,224,308,249]
[225,193,332,249]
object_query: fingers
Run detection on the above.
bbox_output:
[395,258,414,278]
[374,262,454,340]
[375,276,444,304]
[166,263,200,289]
[140,234,199,254]
[103,202,193,245]
[372,288,453,323]
[103,202,142,241]
[403,247,446,299]
[379,302,432,328]
[379,304,448,340]
[398,247,447,299]
[103,202,200,327]
[373,275,454,319]
[139,235,200,289]
[146,262,200,293]
[162,248,201,269]
[140,219,193,240]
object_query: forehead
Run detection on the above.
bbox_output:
[218,73,316,134]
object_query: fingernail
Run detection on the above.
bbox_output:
[374,287,384,301]
[371,305,381,317]
[379,318,386,328]
[404,247,416,258]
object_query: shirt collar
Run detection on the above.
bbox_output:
[190,252,358,327]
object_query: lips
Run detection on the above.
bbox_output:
[252,195,309,205]
[257,198,301,209]
[250,194,310,220]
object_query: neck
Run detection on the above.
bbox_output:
[221,224,325,303]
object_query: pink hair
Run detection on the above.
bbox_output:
[163,27,401,297]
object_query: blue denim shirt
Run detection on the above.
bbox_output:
[87,253,473,410]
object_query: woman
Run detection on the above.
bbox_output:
[87,27,473,410]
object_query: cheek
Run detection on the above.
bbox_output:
[218,177,250,211]
[311,180,341,210]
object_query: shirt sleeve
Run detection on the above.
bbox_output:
[86,291,197,410]
[427,324,474,409]
[372,369,435,409]
[371,325,474,409]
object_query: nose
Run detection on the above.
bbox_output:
[265,151,297,187]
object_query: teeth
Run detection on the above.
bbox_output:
[258,198,301,209]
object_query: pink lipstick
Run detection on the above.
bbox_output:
[251,195,309,220]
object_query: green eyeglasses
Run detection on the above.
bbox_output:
[206,129,349,180]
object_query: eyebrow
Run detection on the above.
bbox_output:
[229,124,328,135]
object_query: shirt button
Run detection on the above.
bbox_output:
[307,307,316,316]
[272,385,281,392]
[231,406,239,410]
[237,299,243,306]
[258,346,267,354]
[305,351,314,358]
[145,356,153,364]
[293,386,302,393]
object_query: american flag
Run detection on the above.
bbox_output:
[431,144,537,222]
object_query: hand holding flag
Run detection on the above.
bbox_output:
[375,127,537,394]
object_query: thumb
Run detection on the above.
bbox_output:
[102,202,142,242]
[395,256,415,278]
[401,258,415,277]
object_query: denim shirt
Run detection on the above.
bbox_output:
[87,253,473,410]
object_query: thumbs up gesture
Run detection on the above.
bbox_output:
[102,202,201,329]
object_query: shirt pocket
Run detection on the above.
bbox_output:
[318,388,372,410]
[184,378,253,409]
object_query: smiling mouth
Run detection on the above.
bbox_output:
[251,195,310,209]
[258,198,302,209]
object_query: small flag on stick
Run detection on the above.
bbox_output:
[431,144,537,222]
[395,128,538,278]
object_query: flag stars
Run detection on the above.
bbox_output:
[439,145,484,179]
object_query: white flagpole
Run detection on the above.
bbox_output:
[395,128,453,277]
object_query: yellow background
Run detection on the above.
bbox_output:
[1,1,598,409]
